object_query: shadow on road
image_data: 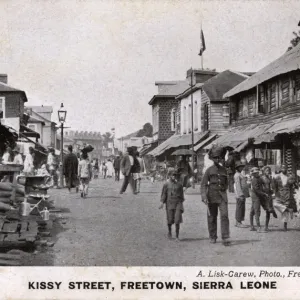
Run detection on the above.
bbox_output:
[180,237,210,242]
[226,239,261,247]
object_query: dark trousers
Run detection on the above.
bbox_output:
[207,201,230,240]
[228,174,234,193]
[115,168,120,181]
[120,174,134,193]
[250,199,261,227]
[235,196,246,223]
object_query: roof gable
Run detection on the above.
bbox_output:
[0,82,28,102]
[202,70,248,102]
[224,43,300,98]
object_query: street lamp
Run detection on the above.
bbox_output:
[188,68,196,187]
[58,103,67,187]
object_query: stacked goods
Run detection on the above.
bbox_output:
[0,182,25,209]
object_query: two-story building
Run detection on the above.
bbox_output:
[148,69,219,160]
[210,43,300,175]
[25,106,57,148]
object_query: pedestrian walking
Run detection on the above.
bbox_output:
[177,156,193,192]
[159,170,184,241]
[234,161,249,228]
[249,167,269,233]
[225,150,236,193]
[102,162,107,179]
[78,151,92,198]
[113,155,121,181]
[120,147,135,194]
[132,152,141,194]
[135,152,143,193]
[273,164,297,231]
[106,159,114,178]
[201,146,230,246]
[63,145,79,192]
[47,148,59,188]
[261,166,278,231]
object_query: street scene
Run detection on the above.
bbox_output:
[0,1,300,267]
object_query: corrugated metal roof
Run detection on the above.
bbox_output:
[202,70,248,102]
[224,43,300,98]
[194,134,217,151]
[205,123,274,150]
[148,131,208,157]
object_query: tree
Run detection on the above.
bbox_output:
[136,123,153,137]
[287,28,300,51]
[102,132,113,147]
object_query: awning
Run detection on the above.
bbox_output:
[20,124,40,138]
[204,123,274,150]
[148,131,209,157]
[139,142,158,157]
[193,134,218,152]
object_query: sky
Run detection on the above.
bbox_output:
[0,0,299,138]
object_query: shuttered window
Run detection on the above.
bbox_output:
[295,73,300,102]
[258,86,265,113]
[248,94,255,116]
[203,104,209,131]
[242,97,248,117]
[281,78,290,105]
[270,83,277,112]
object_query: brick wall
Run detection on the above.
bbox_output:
[0,92,24,118]
[158,98,179,142]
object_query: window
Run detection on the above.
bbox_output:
[194,101,198,131]
[222,104,229,126]
[171,108,176,131]
[242,97,248,117]
[184,106,188,134]
[203,103,209,131]
[281,78,290,105]
[0,97,5,118]
[258,86,265,113]
[28,124,37,132]
[188,104,192,133]
[152,106,159,133]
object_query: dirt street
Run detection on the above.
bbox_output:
[40,177,300,266]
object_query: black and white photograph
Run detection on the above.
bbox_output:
[0,0,300,276]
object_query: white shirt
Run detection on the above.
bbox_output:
[129,155,134,166]
[2,152,10,163]
[13,154,23,165]
[47,153,55,170]
[24,153,34,173]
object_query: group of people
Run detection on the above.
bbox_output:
[1,145,39,179]
[234,162,298,233]
[159,145,299,245]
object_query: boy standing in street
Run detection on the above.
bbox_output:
[159,170,184,241]
[249,167,269,232]
[234,161,249,228]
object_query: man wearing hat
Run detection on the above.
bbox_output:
[12,146,23,165]
[159,169,185,241]
[249,167,269,232]
[113,153,121,181]
[234,161,249,228]
[201,145,230,245]
[120,147,135,194]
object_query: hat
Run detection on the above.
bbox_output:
[13,146,20,153]
[209,145,225,158]
[235,161,245,169]
[250,167,260,174]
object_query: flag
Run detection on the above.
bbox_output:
[198,28,206,56]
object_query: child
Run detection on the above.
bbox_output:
[234,161,249,228]
[249,167,269,232]
[159,170,185,241]
[78,152,92,198]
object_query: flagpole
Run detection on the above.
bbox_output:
[201,20,204,70]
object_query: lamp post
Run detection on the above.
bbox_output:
[189,68,196,185]
[58,103,67,187]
